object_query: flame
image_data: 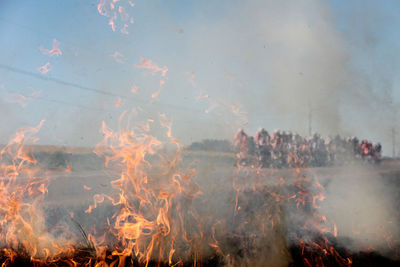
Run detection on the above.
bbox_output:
[0,120,75,261]
[120,24,129,34]
[334,223,338,238]
[204,97,218,114]
[115,97,122,107]
[109,19,116,31]
[6,91,42,108]
[39,39,62,56]
[97,0,108,16]
[195,87,209,101]
[37,62,52,74]
[96,0,135,33]
[83,185,92,191]
[131,85,138,94]
[151,89,161,99]
[134,57,168,77]
[118,6,129,21]
[151,80,166,99]
[159,113,172,138]
[110,51,124,63]
[134,58,168,99]
[88,111,204,266]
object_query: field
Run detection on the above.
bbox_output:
[3,146,400,266]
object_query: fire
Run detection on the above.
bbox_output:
[110,51,124,64]
[0,120,75,261]
[159,113,172,138]
[37,62,52,74]
[86,112,204,266]
[120,24,129,34]
[6,91,42,108]
[97,0,135,33]
[0,1,397,266]
[83,185,92,191]
[115,97,122,107]
[286,169,353,266]
[109,19,116,32]
[118,6,129,21]
[134,57,168,78]
[151,89,161,99]
[39,39,62,56]
[130,85,138,94]
[134,57,168,99]
[0,111,391,266]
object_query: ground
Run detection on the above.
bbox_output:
[4,148,400,266]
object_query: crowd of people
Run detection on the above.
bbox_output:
[233,128,382,168]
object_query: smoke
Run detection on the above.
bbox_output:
[319,164,400,254]
[2,0,398,152]
[178,0,347,137]
[242,0,350,135]
[172,0,399,151]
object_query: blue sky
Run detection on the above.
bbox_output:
[0,0,399,154]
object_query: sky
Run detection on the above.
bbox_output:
[0,0,399,155]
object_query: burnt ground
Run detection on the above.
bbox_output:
[1,150,400,266]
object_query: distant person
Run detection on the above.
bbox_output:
[255,128,271,167]
[373,143,382,163]
[234,129,248,166]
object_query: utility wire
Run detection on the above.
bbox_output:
[0,64,207,115]
[0,17,210,114]
[0,64,122,98]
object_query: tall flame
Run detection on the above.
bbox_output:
[0,120,75,261]
[88,112,204,265]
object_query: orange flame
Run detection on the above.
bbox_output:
[87,111,203,265]
[97,0,135,33]
[131,85,138,95]
[134,57,168,77]
[6,91,42,108]
[115,97,122,107]
[110,51,124,64]
[39,39,62,56]
[37,62,52,74]
[0,120,76,260]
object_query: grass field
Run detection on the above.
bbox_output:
[2,145,399,265]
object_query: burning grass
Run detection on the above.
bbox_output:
[0,116,399,266]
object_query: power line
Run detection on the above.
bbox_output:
[0,64,207,115]
[0,17,209,115]
[0,64,122,98]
